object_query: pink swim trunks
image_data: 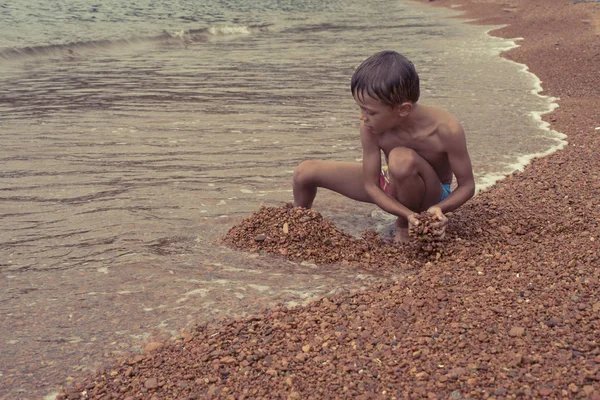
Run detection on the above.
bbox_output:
[380,166,392,195]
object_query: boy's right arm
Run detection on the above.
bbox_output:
[360,125,415,220]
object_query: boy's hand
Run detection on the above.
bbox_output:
[407,213,420,229]
[426,206,448,226]
[426,206,448,238]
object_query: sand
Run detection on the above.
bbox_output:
[58,0,600,398]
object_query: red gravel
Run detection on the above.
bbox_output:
[59,0,600,399]
[221,203,435,269]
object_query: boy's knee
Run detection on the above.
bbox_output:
[388,147,419,179]
[293,160,318,186]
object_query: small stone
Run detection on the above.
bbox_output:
[448,367,467,379]
[545,318,559,327]
[207,386,221,396]
[220,356,236,364]
[415,371,429,380]
[254,234,267,242]
[583,385,594,395]
[509,326,525,337]
[449,390,462,400]
[145,342,162,353]
[539,388,553,396]
[302,345,310,353]
[144,377,158,389]
[499,225,512,234]
[569,383,578,393]
[288,393,301,400]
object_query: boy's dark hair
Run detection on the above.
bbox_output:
[351,50,420,106]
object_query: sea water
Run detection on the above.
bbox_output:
[0,0,564,274]
[0,0,565,396]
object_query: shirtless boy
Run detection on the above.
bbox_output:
[292,50,476,242]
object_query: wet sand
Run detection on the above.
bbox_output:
[27,0,600,398]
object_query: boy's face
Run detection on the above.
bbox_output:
[353,93,405,134]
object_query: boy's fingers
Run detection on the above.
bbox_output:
[430,218,448,229]
[408,214,420,226]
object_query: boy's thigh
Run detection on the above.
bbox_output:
[388,148,442,208]
[310,161,372,203]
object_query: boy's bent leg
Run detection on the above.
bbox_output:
[387,147,443,241]
[293,160,372,208]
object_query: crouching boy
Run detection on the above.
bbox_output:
[293,50,476,241]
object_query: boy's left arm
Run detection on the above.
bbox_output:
[428,123,476,225]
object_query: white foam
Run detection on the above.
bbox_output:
[176,288,209,303]
[475,35,567,192]
[208,25,251,36]
[247,284,271,292]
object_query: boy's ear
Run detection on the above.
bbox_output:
[396,102,413,117]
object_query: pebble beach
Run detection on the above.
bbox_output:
[51,0,600,398]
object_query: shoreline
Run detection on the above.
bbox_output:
[476,57,566,191]
[58,0,600,398]
[416,0,581,193]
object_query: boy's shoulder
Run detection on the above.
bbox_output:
[422,105,464,138]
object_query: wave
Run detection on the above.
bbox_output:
[0,24,273,62]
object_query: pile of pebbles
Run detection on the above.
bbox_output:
[221,203,439,270]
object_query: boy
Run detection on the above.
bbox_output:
[292,50,476,242]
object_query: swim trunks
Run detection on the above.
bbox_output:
[380,166,452,201]
[440,182,451,201]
